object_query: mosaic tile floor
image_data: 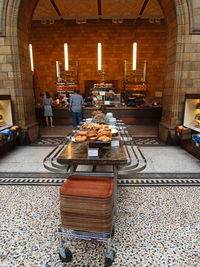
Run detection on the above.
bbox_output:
[30,137,65,146]
[133,137,166,146]
[1,186,199,266]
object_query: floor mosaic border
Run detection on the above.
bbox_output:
[0,172,199,186]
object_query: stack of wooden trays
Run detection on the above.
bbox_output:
[60,175,114,232]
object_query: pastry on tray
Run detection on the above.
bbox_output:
[97,136,112,142]
[75,135,87,142]
[77,130,88,136]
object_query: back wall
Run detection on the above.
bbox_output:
[30,19,167,103]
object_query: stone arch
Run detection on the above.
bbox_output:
[0,0,197,142]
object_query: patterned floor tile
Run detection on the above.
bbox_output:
[0,186,199,266]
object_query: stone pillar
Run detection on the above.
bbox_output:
[159,0,200,144]
[0,0,39,144]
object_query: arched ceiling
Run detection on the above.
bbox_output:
[32,0,164,21]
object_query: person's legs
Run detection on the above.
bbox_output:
[72,111,77,128]
[45,116,49,127]
[77,112,82,125]
[50,116,54,127]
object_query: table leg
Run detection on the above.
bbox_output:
[70,164,74,175]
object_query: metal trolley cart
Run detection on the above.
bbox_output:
[58,174,116,266]
[43,120,146,266]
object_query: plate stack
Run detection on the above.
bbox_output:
[60,175,114,232]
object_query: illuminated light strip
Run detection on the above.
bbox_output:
[132,42,137,71]
[98,42,101,71]
[29,44,34,71]
[56,61,60,80]
[64,43,69,71]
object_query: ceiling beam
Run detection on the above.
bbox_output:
[139,0,149,15]
[97,0,102,16]
[50,0,62,16]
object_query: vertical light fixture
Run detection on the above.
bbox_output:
[64,43,69,71]
[132,42,137,71]
[29,44,34,71]
[56,61,60,82]
[98,42,101,71]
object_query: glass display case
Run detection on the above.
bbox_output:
[90,83,121,106]
[183,94,200,133]
[0,95,13,130]
[56,60,79,92]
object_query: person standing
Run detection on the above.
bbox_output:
[43,92,54,128]
[69,90,83,128]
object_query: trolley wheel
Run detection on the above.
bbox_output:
[59,247,72,263]
[104,250,115,267]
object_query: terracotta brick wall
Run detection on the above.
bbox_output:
[30,19,167,103]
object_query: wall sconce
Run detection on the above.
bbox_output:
[29,44,34,72]
[98,43,101,71]
[64,43,69,71]
[132,42,137,71]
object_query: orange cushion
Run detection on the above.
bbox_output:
[60,175,113,198]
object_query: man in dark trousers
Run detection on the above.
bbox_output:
[69,90,83,128]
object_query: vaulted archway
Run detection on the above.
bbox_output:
[0,0,199,143]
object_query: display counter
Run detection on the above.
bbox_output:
[35,106,162,126]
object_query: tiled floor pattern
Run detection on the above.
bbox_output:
[0,173,200,186]
[30,137,65,146]
[0,186,199,266]
[133,137,166,146]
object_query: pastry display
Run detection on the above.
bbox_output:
[74,122,114,143]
